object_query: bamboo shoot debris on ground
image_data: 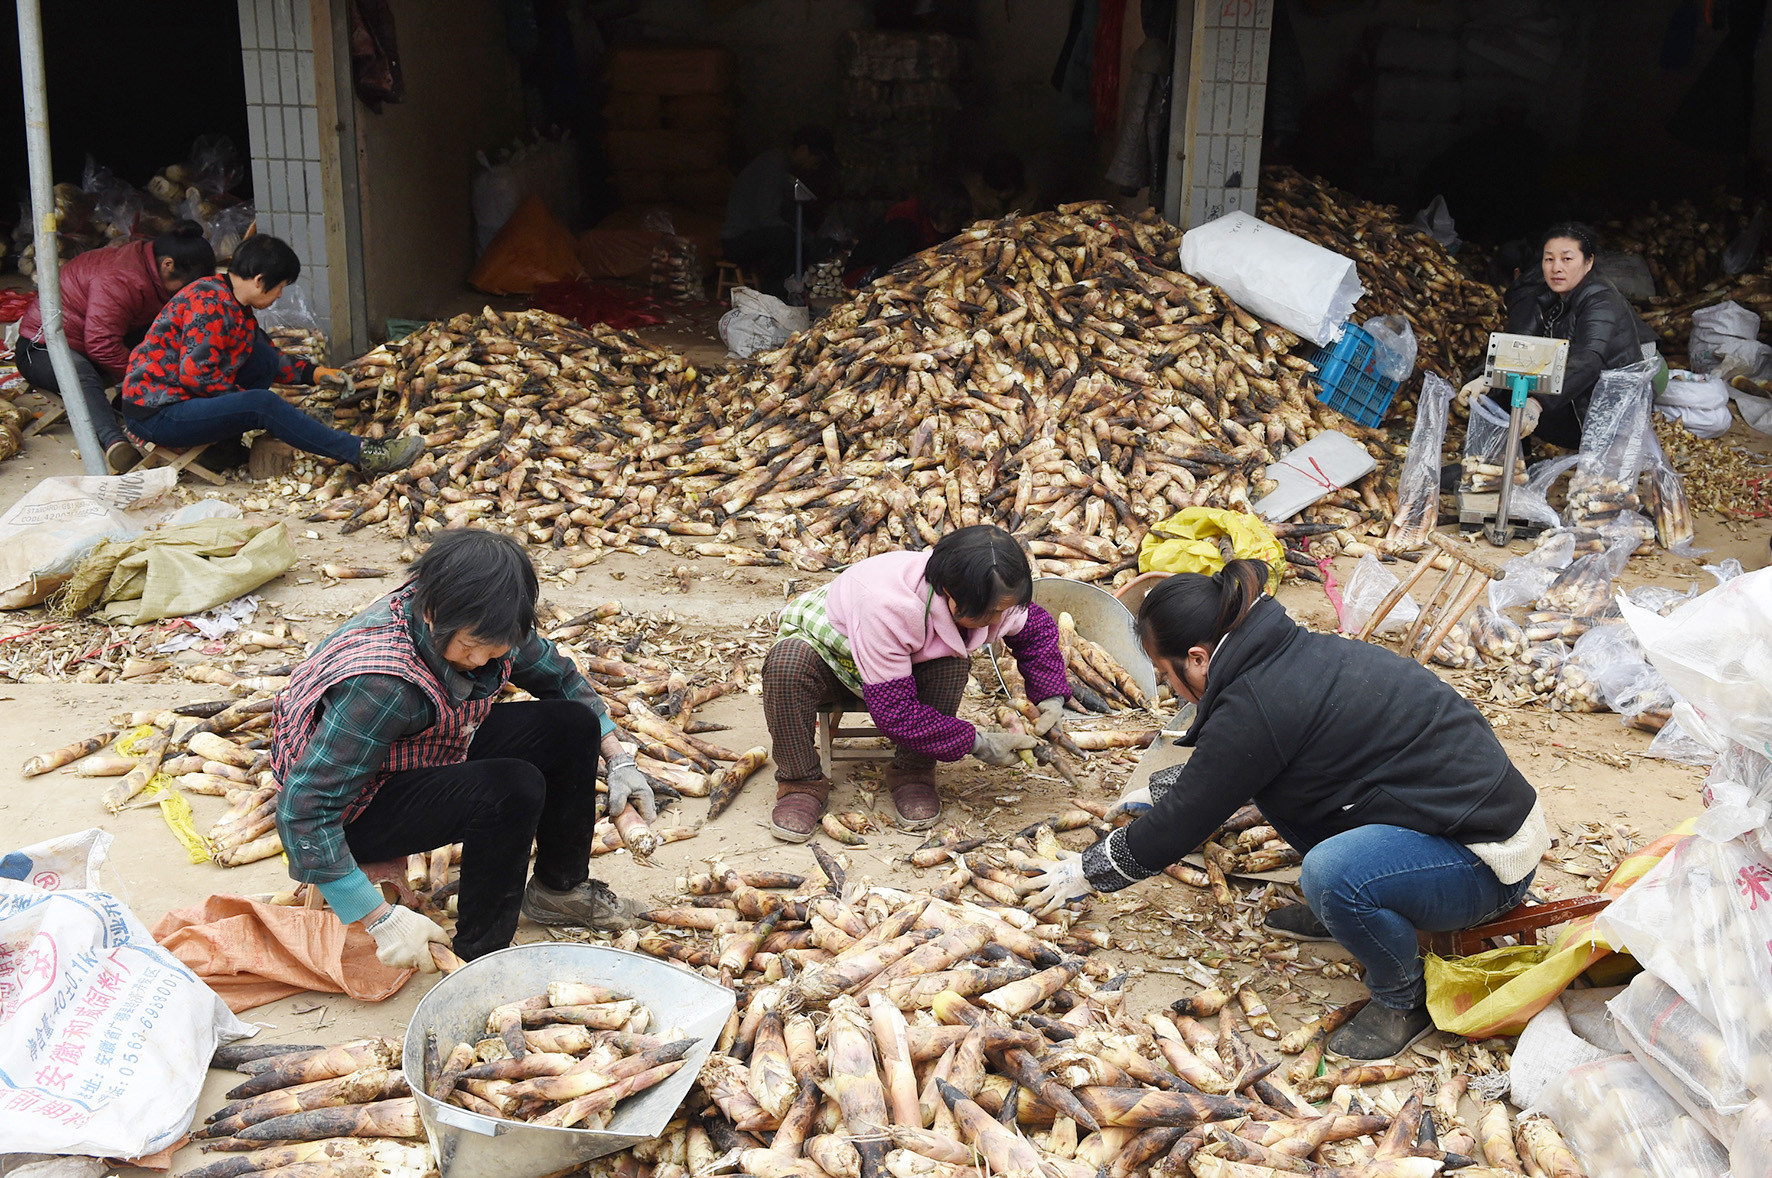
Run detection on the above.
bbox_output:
[295,204,1407,586]
[427,988,692,1129]
[613,842,1516,1178]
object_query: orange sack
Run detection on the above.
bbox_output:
[469,193,585,295]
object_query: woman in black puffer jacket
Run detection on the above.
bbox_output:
[1492,222,1658,448]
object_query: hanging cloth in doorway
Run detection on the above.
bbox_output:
[350,0,405,112]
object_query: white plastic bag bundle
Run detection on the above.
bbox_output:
[0,830,250,1156]
[1620,568,1772,758]
[1509,997,1614,1108]
[1689,300,1761,374]
[1655,370,1733,438]
[1177,212,1364,347]
[1534,1054,1730,1177]
[719,288,809,358]
[1735,387,1772,435]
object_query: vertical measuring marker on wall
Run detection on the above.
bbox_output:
[1174,0,1274,229]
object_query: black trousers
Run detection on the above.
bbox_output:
[16,339,127,448]
[343,699,602,959]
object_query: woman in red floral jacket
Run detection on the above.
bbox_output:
[122,236,421,475]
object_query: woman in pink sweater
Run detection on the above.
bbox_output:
[764,526,1072,840]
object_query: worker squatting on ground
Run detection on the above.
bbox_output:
[763,524,1064,842]
[270,529,647,970]
[1026,559,1552,1060]
[120,234,422,475]
[15,220,216,473]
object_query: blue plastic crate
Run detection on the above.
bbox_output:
[1309,324,1400,428]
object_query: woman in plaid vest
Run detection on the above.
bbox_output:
[272,529,649,968]
[765,525,1071,841]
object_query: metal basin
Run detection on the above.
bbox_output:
[402,942,734,1178]
[1031,577,1160,703]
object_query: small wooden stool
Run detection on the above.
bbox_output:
[817,707,892,776]
[716,261,756,302]
[1422,894,1612,957]
[123,425,225,485]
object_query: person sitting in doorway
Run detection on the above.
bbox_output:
[843,178,973,289]
[16,220,216,473]
[722,124,837,298]
[964,149,1038,220]
[121,235,421,476]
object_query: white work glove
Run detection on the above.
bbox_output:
[364,904,449,972]
[1026,851,1092,915]
[1032,697,1068,736]
[605,755,656,821]
[971,729,1039,767]
[1106,785,1152,822]
[1457,376,1487,410]
[1518,397,1543,437]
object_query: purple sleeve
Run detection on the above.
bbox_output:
[1003,604,1071,703]
[860,675,979,762]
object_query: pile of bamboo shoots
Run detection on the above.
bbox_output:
[1603,193,1742,302]
[614,841,1558,1178]
[23,694,288,866]
[192,1039,428,1160]
[300,204,1405,587]
[426,986,691,1128]
[1257,168,1503,398]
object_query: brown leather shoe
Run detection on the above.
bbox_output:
[884,765,942,831]
[770,778,830,843]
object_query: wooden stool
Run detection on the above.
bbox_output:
[21,399,64,437]
[716,261,756,302]
[1422,894,1612,957]
[122,424,225,485]
[817,707,892,776]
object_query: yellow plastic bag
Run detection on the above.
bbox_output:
[1425,819,1693,1038]
[1137,507,1285,592]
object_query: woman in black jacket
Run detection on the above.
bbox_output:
[1480,222,1656,448]
[1027,561,1549,1059]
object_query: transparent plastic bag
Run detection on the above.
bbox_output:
[205,202,255,262]
[1705,558,1744,585]
[1461,393,1521,494]
[1339,553,1417,636]
[1470,605,1526,664]
[1596,833,1772,1107]
[1626,582,1700,615]
[1488,529,1576,612]
[188,133,245,196]
[1567,359,1659,527]
[1429,621,1478,668]
[258,283,321,332]
[1641,432,1700,554]
[1536,531,1636,616]
[1534,1054,1730,1178]
[1731,1098,1772,1178]
[1363,313,1417,382]
[80,155,140,238]
[1643,716,1720,765]
[1385,372,1452,548]
[1510,453,1580,530]
[1619,567,1772,757]
[1610,970,1753,1144]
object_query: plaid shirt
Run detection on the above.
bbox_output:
[778,584,864,693]
[275,600,610,890]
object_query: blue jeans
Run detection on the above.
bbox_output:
[1299,824,1534,1011]
[130,331,361,466]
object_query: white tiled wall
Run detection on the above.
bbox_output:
[238,0,333,335]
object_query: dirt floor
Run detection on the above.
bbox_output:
[2,372,1769,1170]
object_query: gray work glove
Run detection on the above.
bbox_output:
[1033,696,1068,736]
[1519,397,1543,437]
[971,729,1040,767]
[605,754,657,821]
[1026,851,1092,915]
[364,904,449,972]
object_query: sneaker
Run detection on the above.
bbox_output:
[520,878,638,931]
[1264,903,1334,942]
[104,440,140,475]
[359,433,423,475]
[1326,1000,1436,1061]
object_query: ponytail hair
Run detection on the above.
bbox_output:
[1137,559,1268,661]
[151,219,216,285]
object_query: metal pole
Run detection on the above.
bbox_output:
[17,0,105,474]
